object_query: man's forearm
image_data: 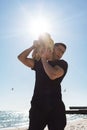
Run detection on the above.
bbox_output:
[17,45,35,68]
[41,58,64,80]
[18,46,34,62]
[41,58,56,80]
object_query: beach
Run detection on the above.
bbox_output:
[1,118,87,130]
[65,118,87,130]
[0,111,87,130]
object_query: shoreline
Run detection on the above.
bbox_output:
[1,119,87,130]
[0,126,28,130]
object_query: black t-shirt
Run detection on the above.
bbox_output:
[31,59,68,107]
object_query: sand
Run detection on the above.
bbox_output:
[65,119,87,130]
[1,119,87,130]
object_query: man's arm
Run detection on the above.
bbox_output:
[17,45,35,68]
[41,58,64,80]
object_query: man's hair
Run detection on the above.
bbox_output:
[54,42,67,50]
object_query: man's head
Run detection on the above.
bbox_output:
[53,43,67,60]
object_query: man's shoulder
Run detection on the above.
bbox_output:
[52,59,68,65]
[60,59,68,66]
[53,59,68,72]
[49,59,68,68]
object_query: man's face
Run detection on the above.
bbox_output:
[54,45,66,60]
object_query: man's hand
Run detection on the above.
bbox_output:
[33,40,39,48]
[41,48,53,61]
[40,48,48,60]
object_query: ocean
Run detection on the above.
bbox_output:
[0,111,29,129]
[0,110,87,129]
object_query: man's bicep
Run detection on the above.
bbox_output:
[23,58,35,68]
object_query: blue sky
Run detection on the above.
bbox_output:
[0,0,87,111]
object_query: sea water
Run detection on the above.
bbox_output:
[0,110,87,129]
[67,114,87,123]
[0,110,29,129]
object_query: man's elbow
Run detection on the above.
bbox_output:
[17,55,24,63]
[49,72,64,80]
[48,74,56,80]
[17,55,22,61]
[17,55,20,60]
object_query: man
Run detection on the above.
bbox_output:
[18,42,68,130]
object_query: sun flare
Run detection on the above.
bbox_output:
[29,17,51,38]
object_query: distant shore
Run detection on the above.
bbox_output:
[1,119,87,130]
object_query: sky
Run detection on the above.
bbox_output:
[0,0,87,111]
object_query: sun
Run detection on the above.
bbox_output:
[29,17,51,38]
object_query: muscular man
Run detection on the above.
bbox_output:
[18,42,68,130]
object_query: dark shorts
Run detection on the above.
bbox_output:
[28,101,66,130]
